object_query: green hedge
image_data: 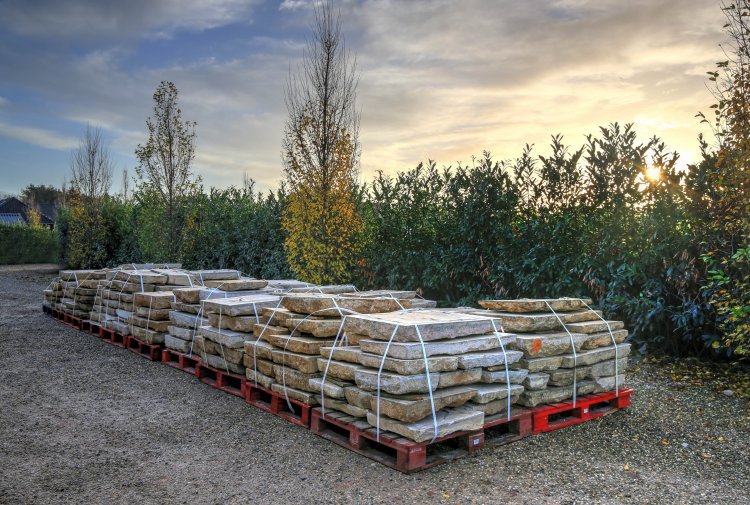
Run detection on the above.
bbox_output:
[0,224,59,264]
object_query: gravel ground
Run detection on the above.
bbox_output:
[1,266,749,505]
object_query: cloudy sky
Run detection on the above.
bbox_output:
[0,0,728,194]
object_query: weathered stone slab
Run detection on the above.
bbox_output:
[207,313,259,333]
[134,292,174,309]
[581,329,629,350]
[316,358,365,381]
[203,278,268,291]
[367,406,484,443]
[190,269,241,281]
[316,395,367,417]
[285,317,343,337]
[437,368,482,388]
[592,374,626,393]
[271,384,318,405]
[198,325,246,349]
[467,398,523,416]
[265,279,314,290]
[517,381,597,407]
[282,294,403,316]
[59,269,106,281]
[173,288,202,304]
[517,355,562,372]
[359,334,513,360]
[308,376,349,399]
[478,298,592,313]
[522,372,551,390]
[271,349,320,374]
[134,306,171,319]
[345,387,373,410]
[202,295,281,317]
[109,280,155,293]
[468,383,524,403]
[114,269,167,285]
[172,302,201,314]
[513,333,589,358]
[467,309,602,332]
[344,311,494,342]
[131,326,166,345]
[165,335,191,353]
[355,369,440,395]
[167,325,195,340]
[129,315,170,332]
[345,290,417,299]
[288,284,356,294]
[547,366,592,386]
[243,339,275,361]
[344,333,366,345]
[259,307,319,327]
[371,386,478,423]
[272,365,320,391]
[264,333,333,355]
[560,343,631,367]
[245,369,276,389]
[457,350,523,369]
[359,352,459,375]
[566,320,625,334]
[590,358,628,378]
[319,345,362,363]
[480,368,529,384]
[169,310,207,329]
[197,337,244,364]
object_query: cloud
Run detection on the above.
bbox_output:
[0,122,78,150]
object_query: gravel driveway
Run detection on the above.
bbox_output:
[1,266,748,505]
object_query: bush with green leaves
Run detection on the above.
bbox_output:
[0,223,58,264]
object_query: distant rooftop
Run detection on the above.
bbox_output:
[0,213,25,225]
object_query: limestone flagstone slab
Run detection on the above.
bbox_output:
[271,349,320,374]
[173,288,202,304]
[480,368,529,384]
[131,326,166,345]
[478,297,593,313]
[316,358,365,381]
[272,365,320,392]
[260,307,319,327]
[468,383,524,404]
[517,381,597,407]
[169,310,207,329]
[198,337,244,364]
[437,368,482,388]
[114,269,167,285]
[593,374,626,393]
[129,315,169,332]
[288,284,357,294]
[457,350,523,369]
[203,278,268,291]
[467,398,523,416]
[358,352,459,375]
[202,295,281,317]
[513,333,590,358]
[165,335,191,353]
[316,396,368,418]
[367,406,484,443]
[151,269,196,286]
[345,387,373,410]
[566,320,625,334]
[133,291,174,310]
[253,323,290,337]
[246,369,276,389]
[581,329,629,350]
[308,376,349,399]
[281,294,404,316]
[285,317,343,337]
[344,290,417,299]
[243,340,275,361]
[167,325,195,340]
[343,311,494,343]
[590,357,628,378]
[467,309,602,332]
[172,302,201,314]
[522,372,551,390]
[264,334,333,355]
[547,365,592,386]
[109,280,155,293]
[198,325,246,349]
[517,355,563,372]
[265,279,315,290]
[560,343,631,367]
[208,313,260,333]
[371,386,478,423]
[190,269,241,281]
[134,307,171,319]
[271,384,318,405]
[355,369,440,395]
[319,345,362,364]
[59,269,106,281]
[200,354,246,374]
[358,333,512,360]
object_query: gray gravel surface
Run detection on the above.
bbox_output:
[1,266,749,505]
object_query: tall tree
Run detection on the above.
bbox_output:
[282,1,362,284]
[135,80,199,260]
[70,125,113,201]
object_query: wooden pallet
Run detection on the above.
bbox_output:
[195,362,245,398]
[124,335,163,361]
[482,408,533,448]
[310,408,484,473]
[162,349,199,375]
[244,382,312,428]
[531,388,633,434]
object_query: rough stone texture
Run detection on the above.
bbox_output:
[272,365,319,392]
[478,297,592,313]
[167,325,194,340]
[287,284,356,295]
[344,387,373,410]
[480,368,529,384]
[198,325,246,349]
[203,278,268,291]
[344,311,494,342]
[316,358,365,381]
[134,307,171,319]
[243,339,275,361]
[133,292,174,310]
[358,352,459,375]
[270,349,320,374]
[151,269,195,286]
[319,345,362,363]
[581,329,629,350]
[513,333,589,358]
[437,368,482,388]
[130,326,166,345]
[355,369,440,395]
[169,310,207,329]
[359,334,513,360]
[517,381,597,407]
[521,372,551,390]
[189,269,241,281]
[467,397,523,416]
[467,309,601,332]
[253,323,290,338]
[245,369,275,389]
[259,308,316,327]
[197,337,244,365]
[128,315,169,332]
[344,290,416,299]
[270,384,318,405]
[114,270,167,285]
[371,386,478,423]
[517,355,563,372]
[109,280,155,293]
[263,334,333,355]
[367,406,484,443]
[199,353,245,375]
[547,366,591,386]
[590,358,629,378]
[457,350,523,369]
[202,295,281,317]
[308,377,348,399]
[593,374,626,393]
[468,383,524,403]
[208,313,260,333]
[566,320,625,334]
[281,294,404,316]
[560,343,631,368]
[285,317,343,337]
[315,396,368,418]
[173,288,202,304]
[165,335,191,353]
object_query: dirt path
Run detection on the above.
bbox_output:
[1,267,748,504]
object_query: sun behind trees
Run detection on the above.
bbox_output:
[281,2,362,285]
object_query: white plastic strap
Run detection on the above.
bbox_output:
[580,299,620,395]
[414,325,439,442]
[375,325,400,442]
[545,301,577,407]
[489,319,513,421]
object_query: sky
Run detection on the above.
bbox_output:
[0,0,729,195]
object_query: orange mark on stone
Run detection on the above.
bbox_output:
[532,338,542,354]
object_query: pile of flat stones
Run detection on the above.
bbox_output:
[468,298,630,407]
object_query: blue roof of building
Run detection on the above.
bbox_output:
[0,213,25,225]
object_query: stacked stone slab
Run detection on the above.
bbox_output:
[195,289,281,375]
[57,270,107,319]
[165,287,208,353]
[43,279,64,312]
[96,270,170,336]
[304,310,522,443]
[128,291,178,345]
[471,298,630,408]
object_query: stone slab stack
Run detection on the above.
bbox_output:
[57,269,107,319]
[470,298,630,408]
[96,270,168,336]
[128,291,177,345]
[43,279,64,312]
[164,287,207,354]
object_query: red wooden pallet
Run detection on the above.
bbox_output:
[195,362,245,398]
[161,349,199,375]
[52,308,62,320]
[482,408,533,448]
[310,408,484,473]
[88,321,101,336]
[244,382,312,428]
[97,327,126,348]
[81,320,92,333]
[63,314,83,330]
[124,335,163,361]
[531,388,633,434]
